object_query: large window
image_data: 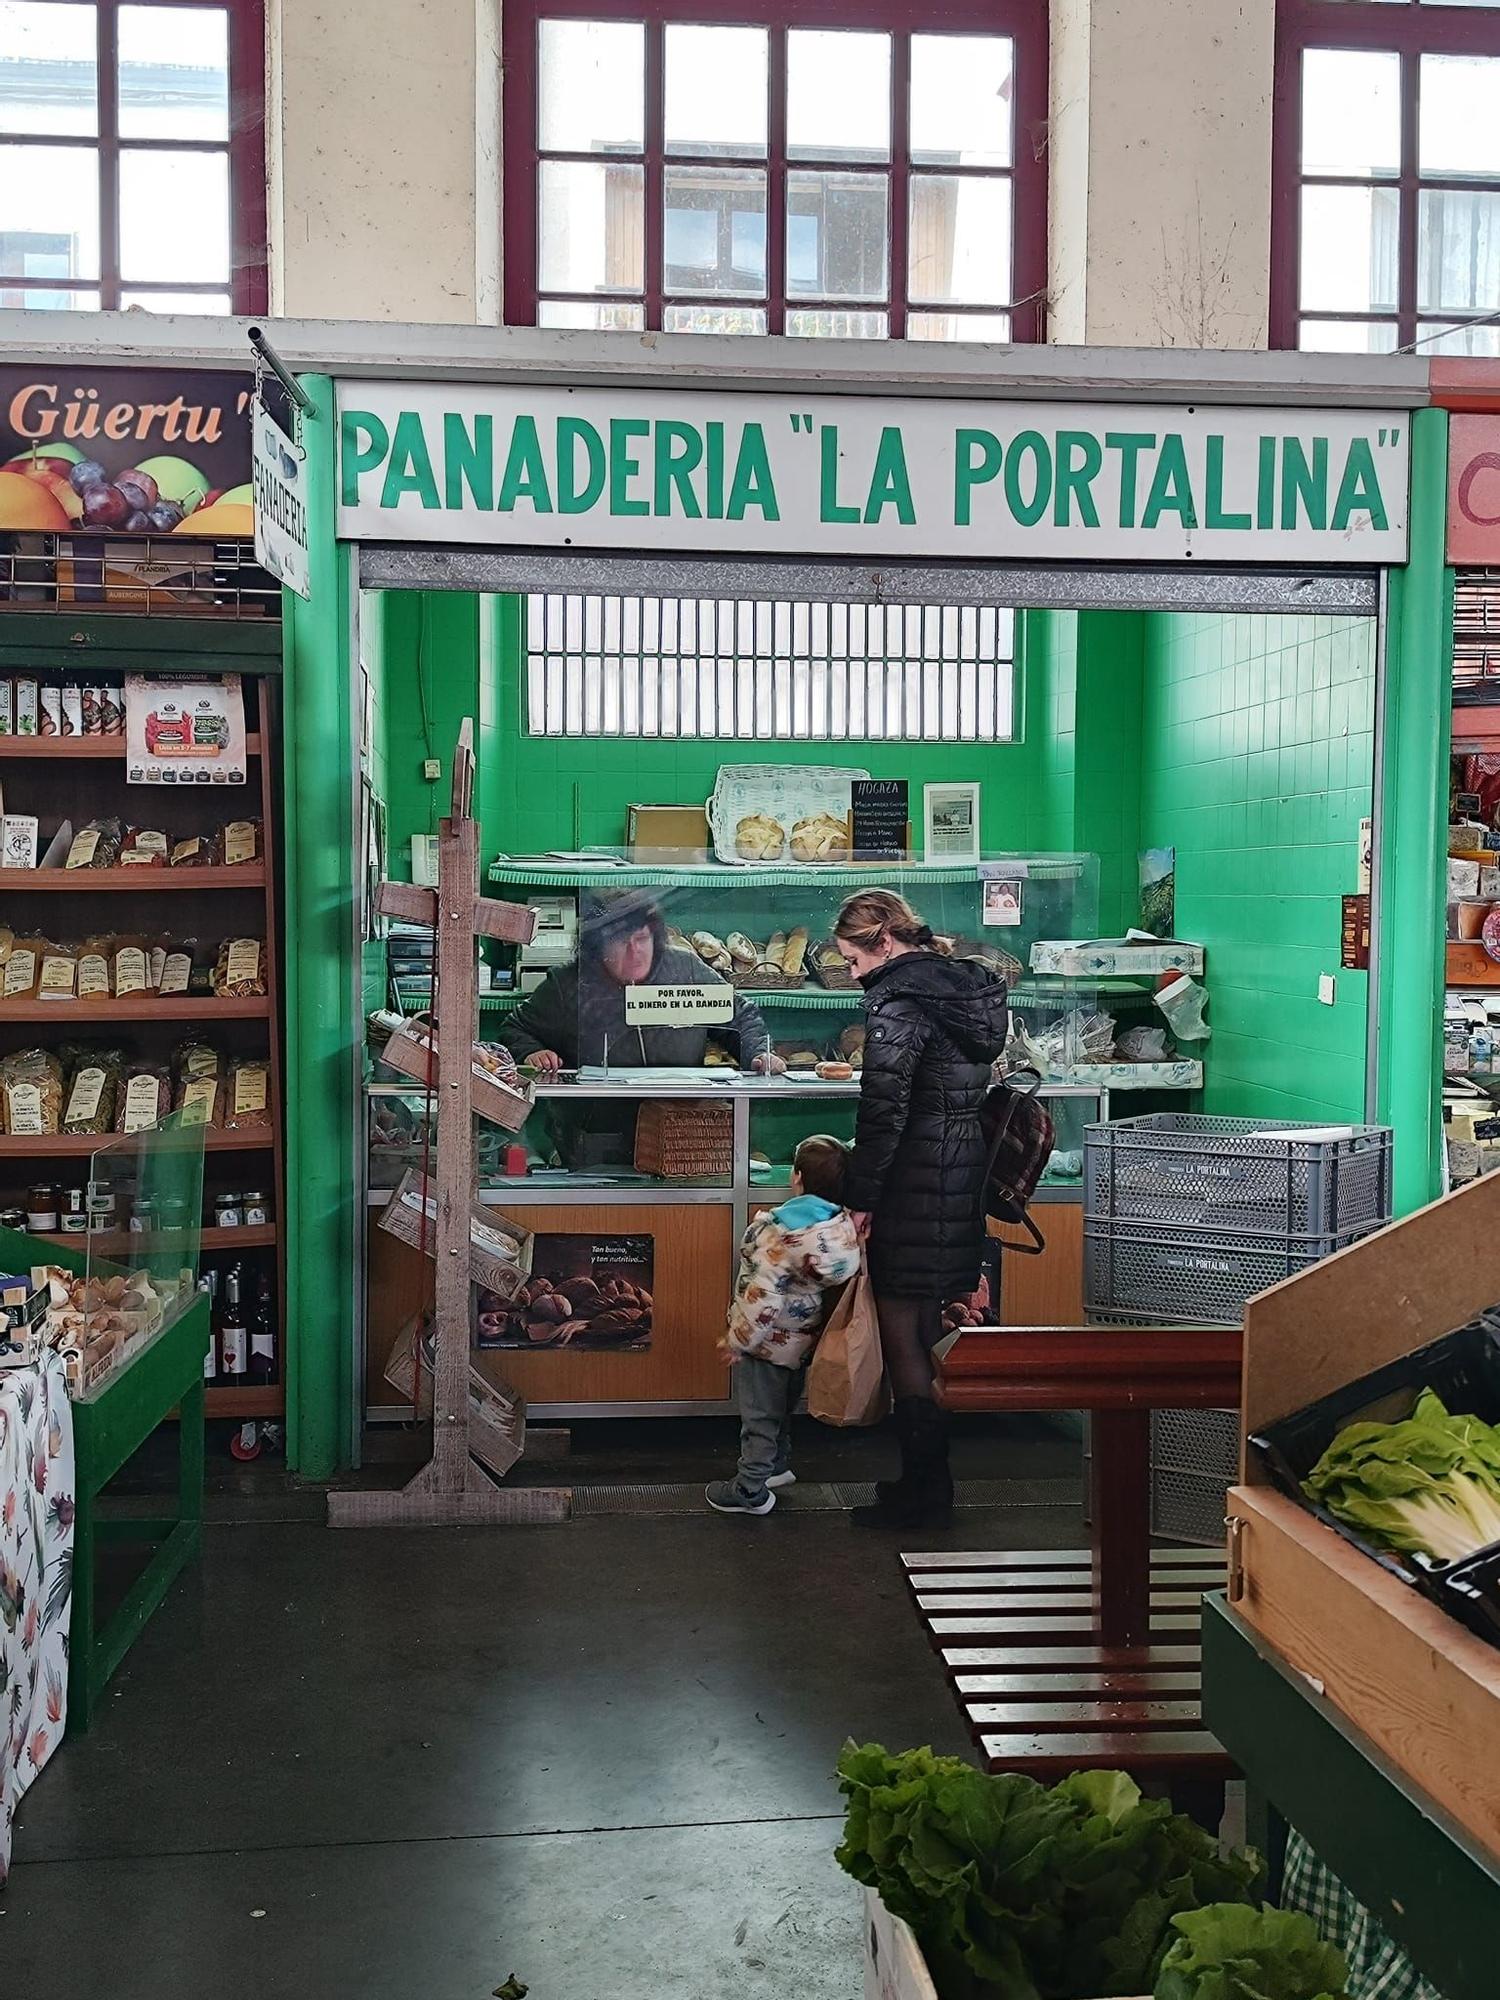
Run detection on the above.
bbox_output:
[0,0,266,313]
[502,0,1047,339]
[1275,0,1500,354]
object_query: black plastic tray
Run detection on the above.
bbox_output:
[1247,1314,1500,1597]
[1441,1546,1500,1650]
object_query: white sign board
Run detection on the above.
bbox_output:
[624,983,735,1028]
[253,399,311,600]
[334,382,1409,563]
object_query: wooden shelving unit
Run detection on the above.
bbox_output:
[0,625,287,1421]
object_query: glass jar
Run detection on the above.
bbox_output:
[242,1189,269,1226]
[60,1188,87,1234]
[214,1192,243,1229]
[0,1207,25,1233]
[86,1181,116,1230]
[26,1184,59,1232]
[129,1195,156,1235]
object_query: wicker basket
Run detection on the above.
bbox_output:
[730,965,809,992]
[809,941,859,990]
[634,1099,735,1179]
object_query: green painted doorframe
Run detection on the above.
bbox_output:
[1375,406,1452,1216]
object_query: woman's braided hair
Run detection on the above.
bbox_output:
[834,889,949,957]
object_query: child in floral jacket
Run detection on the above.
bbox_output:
[707,1135,862,1517]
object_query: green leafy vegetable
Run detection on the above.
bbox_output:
[1154,1904,1350,2000]
[1303,1388,1500,1565]
[835,1743,1262,2000]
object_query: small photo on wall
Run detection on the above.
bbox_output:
[981,878,1023,927]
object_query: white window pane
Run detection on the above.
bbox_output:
[1299,183,1399,312]
[664,25,766,158]
[1424,0,1500,8]
[1419,188,1500,313]
[788,31,890,163]
[120,147,228,281]
[664,166,765,296]
[911,35,1012,168]
[0,1,95,135]
[538,160,643,294]
[0,141,99,278]
[1420,55,1500,177]
[0,281,98,309]
[787,171,888,301]
[1299,318,1400,353]
[663,304,767,334]
[910,175,1010,306]
[121,289,232,313]
[1301,49,1399,177]
[908,310,1011,341]
[786,308,887,338]
[538,19,643,153]
[537,298,645,330]
[1418,320,1500,355]
[119,5,227,142]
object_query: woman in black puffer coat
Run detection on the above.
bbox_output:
[836,890,1010,1528]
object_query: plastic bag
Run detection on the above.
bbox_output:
[1155,973,1212,1043]
[65,817,122,869]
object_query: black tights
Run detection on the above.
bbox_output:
[874,1293,945,1401]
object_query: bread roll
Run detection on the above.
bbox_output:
[781,927,809,979]
[727,932,759,968]
[790,813,850,862]
[735,813,785,861]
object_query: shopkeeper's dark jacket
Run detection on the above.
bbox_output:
[846,952,1010,1300]
[504,944,772,1069]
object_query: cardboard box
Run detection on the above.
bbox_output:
[1447,939,1500,986]
[377,1168,533,1299]
[626,802,711,862]
[380,1017,535,1133]
[383,1314,525,1480]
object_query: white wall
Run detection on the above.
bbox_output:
[1048,0,1276,348]
[266,0,501,323]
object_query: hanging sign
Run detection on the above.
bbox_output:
[253,400,311,600]
[624,983,735,1027]
[334,382,1410,563]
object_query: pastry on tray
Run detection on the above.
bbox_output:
[735,813,786,861]
[790,813,850,862]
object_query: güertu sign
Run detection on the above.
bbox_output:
[334,383,1410,564]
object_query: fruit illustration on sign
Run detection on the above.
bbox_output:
[0,468,70,531]
[0,439,237,534]
[133,455,211,514]
[174,499,253,536]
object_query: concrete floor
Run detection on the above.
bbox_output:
[0,1415,1083,2000]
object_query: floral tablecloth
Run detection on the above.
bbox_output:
[0,1351,74,1885]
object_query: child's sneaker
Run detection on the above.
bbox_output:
[765,1469,797,1490]
[705,1479,775,1516]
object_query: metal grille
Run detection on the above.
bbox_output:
[1454,569,1500,703]
[1083,1221,1364,1327]
[525,593,1016,741]
[0,535,280,619]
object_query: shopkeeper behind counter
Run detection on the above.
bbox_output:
[505,890,784,1074]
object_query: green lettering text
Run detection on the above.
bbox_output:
[379,411,439,510]
[728,423,779,520]
[1105,433,1155,530]
[863,426,915,525]
[1331,438,1390,534]
[1204,434,1251,531]
[497,415,553,514]
[443,412,493,512]
[609,418,650,517]
[1003,431,1052,528]
[954,428,1002,527]
[1053,430,1102,528]
[654,420,704,518]
[1141,433,1198,531]
[557,416,605,514]
[1280,436,1328,531]
[819,425,859,524]
[341,410,390,507]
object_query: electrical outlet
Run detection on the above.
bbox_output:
[1318,973,1337,1006]
[422,757,441,781]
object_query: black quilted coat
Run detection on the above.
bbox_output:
[845,952,1010,1299]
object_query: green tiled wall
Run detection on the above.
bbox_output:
[1139,612,1376,1123]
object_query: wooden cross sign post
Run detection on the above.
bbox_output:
[328,721,570,1528]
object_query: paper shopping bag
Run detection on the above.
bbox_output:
[807,1263,889,1426]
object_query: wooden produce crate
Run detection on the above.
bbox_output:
[377,1167,533,1298]
[383,1314,524,1480]
[1233,1171,1500,1866]
[380,1013,535,1132]
[1447,939,1500,987]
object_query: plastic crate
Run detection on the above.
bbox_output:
[1083,1217,1376,1326]
[1085,1113,1393,1245]
[1150,1408,1238,1546]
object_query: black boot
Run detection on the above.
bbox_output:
[853,1398,953,1529]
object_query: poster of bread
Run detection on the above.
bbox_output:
[476,1234,653,1351]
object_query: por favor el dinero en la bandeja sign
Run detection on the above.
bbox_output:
[333,383,1411,564]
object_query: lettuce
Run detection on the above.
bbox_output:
[1154,1904,1350,2000]
[1303,1388,1500,1565]
[835,1743,1262,2000]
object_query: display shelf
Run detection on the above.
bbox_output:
[0,1129,272,1157]
[0,732,262,759]
[29,1223,277,1253]
[478,984,860,1013]
[204,1385,282,1418]
[488,856,1082,890]
[1452,705,1500,749]
[0,865,267,892]
[0,995,271,1021]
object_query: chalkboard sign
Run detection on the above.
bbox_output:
[851,779,909,859]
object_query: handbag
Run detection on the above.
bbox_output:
[807,1259,889,1427]
[979,1066,1055,1256]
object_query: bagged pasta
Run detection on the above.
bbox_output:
[2,1047,63,1135]
[36,940,78,1002]
[173,1040,223,1127]
[170,831,221,868]
[77,934,114,1002]
[63,1049,123,1134]
[116,1058,171,1135]
[224,1056,272,1130]
[156,936,197,996]
[213,937,267,997]
[2,936,42,1002]
[221,818,262,866]
[65,817,122,869]
[120,827,168,868]
[111,935,152,999]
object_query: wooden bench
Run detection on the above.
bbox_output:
[916,1324,1241,1780]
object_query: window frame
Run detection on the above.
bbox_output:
[501,0,1049,339]
[0,0,267,314]
[1272,0,1500,353]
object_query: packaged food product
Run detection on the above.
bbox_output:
[37,942,79,1001]
[63,1050,123,1134]
[116,1059,171,1135]
[60,683,82,737]
[173,1041,223,1127]
[0,682,11,734]
[37,683,61,738]
[213,937,267,997]
[2,1048,63,1135]
[77,935,112,1001]
[81,686,103,736]
[222,818,262,866]
[66,817,123,870]
[2,937,41,1001]
[224,1056,272,1130]
[111,936,151,999]
[170,832,221,869]
[99,685,123,735]
[13,679,37,737]
[120,827,168,867]
[157,937,196,996]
